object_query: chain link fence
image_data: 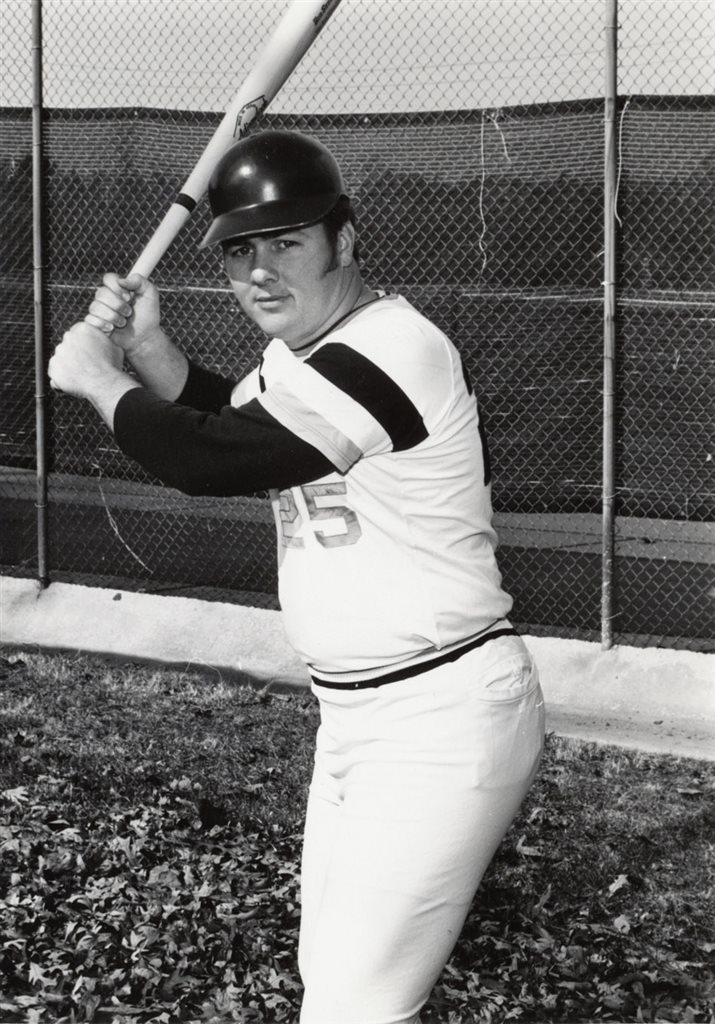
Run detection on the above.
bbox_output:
[1,0,713,648]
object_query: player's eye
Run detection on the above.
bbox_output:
[226,244,251,259]
[274,237,299,251]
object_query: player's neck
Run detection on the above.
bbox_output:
[287,267,376,355]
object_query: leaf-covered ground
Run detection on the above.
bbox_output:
[0,648,713,1023]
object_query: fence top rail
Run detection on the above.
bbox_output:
[2,93,715,123]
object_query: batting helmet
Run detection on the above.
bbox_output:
[199,130,347,249]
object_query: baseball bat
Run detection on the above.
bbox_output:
[130,0,342,278]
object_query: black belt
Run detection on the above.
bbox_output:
[311,627,519,691]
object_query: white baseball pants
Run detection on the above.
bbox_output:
[298,632,545,1024]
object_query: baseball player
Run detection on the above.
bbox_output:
[49,130,545,1024]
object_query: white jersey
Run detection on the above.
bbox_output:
[231,294,512,684]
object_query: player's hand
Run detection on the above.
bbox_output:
[85,273,162,357]
[48,320,126,400]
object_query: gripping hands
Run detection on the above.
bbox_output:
[47,272,160,405]
[49,272,187,409]
[84,273,162,357]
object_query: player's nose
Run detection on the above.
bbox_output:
[250,265,277,286]
[249,247,278,285]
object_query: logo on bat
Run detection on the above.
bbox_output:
[314,0,339,27]
[234,96,268,138]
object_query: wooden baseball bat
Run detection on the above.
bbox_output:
[130,0,342,278]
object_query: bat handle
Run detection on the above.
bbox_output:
[89,202,193,337]
[129,201,194,279]
[85,199,192,338]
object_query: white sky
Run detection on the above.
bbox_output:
[2,0,713,112]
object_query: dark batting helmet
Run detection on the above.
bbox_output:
[199,130,347,249]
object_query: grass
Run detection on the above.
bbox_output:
[0,646,713,1023]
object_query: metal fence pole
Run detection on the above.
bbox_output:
[32,0,49,587]
[602,0,618,649]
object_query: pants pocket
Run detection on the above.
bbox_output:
[468,634,541,700]
[470,644,545,787]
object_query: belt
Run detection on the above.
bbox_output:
[311,627,519,691]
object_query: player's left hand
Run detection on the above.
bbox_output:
[48,321,127,400]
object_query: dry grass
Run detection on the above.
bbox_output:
[1,647,713,1023]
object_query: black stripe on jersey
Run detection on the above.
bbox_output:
[459,356,474,395]
[478,404,492,485]
[306,342,428,451]
[458,355,491,486]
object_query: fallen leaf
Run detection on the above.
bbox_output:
[608,873,629,896]
[1,786,29,807]
[516,833,543,858]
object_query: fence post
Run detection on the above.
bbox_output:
[602,0,618,649]
[32,0,49,587]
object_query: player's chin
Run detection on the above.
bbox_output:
[249,305,295,337]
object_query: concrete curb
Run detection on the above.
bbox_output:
[2,576,713,760]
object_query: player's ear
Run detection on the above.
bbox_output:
[336,221,356,267]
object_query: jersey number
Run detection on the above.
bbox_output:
[279,482,362,549]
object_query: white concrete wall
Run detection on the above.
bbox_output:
[2,575,713,759]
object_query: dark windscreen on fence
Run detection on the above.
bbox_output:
[1,97,713,648]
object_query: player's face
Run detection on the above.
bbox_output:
[223,222,355,350]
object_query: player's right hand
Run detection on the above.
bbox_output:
[85,273,162,356]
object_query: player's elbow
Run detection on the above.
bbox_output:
[139,461,220,497]
[173,474,211,497]
[168,470,227,497]
[163,465,251,498]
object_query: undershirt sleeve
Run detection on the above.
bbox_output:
[113,387,336,496]
[175,359,237,413]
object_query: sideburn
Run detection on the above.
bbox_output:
[321,247,340,276]
[320,223,341,276]
[321,226,357,277]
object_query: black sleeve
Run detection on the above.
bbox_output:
[113,387,336,496]
[175,359,237,413]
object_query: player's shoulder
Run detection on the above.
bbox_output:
[331,292,456,367]
[354,292,442,332]
[315,293,461,419]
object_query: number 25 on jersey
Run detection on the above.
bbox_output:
[279,481,362,549]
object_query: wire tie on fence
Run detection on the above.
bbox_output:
[476,111,489,284]
[475,109,512,285]
[614,97,631,227]
[487,110,512,164]
[93,466,153,574]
